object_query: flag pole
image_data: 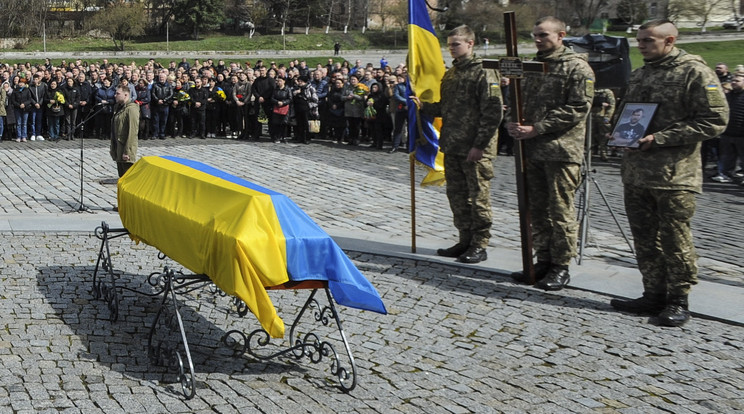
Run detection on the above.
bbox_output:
[410,155,417,253]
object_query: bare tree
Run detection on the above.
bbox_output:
[148,0,179,35]
[460,0,503,35]
[90,1,147,51]
[370,0,394,31]
[345,0,352,32]
[565,0,608,31]
[1,0,48,38]
[388,0,408,31]
[324,0,338,33]
[617,0,649,26]
[668,0,728,32]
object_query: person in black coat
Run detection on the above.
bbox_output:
[60,77,80,140]
[270,77,292,143]
[134,79,151,141]
[76,73,94,138]
[366,82,391,150]
[189,78,209,139]
[251,66,276,139]
[327,77,347,144]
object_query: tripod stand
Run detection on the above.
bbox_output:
[70,104,106,213]
[576,116,634,264]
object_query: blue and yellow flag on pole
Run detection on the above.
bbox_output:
[407,0,446,186]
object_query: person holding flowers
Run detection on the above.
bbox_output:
[206,80,226,138]
[170,80,191,137]
[343,74,368,146]
[45,80,65,141]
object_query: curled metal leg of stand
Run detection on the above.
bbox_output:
[232,297,249,317]
[221,288,357,392]
[92,221,129,322]
[147,267,197,400]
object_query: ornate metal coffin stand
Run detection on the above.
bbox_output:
[92,221,358,399]
[223,281,357,392]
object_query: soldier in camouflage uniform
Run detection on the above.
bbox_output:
[591,88,615,160]
[609,20,728,327]
[413,25,503,264]
[507,16,594,290]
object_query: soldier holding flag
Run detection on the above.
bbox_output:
[412,25,503,264]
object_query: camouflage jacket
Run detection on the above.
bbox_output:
[592,88,616,119]
[619,48,728,193]
[522,46,595,163]
[422,54,502,157]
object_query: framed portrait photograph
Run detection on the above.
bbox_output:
[609,102,659,148]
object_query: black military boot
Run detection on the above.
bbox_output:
[457,246,487,264]
[658,295,690,327]
[511,261,551,284]
[610,292,666,315]
[535,265,570,291]
[437,242,469,258]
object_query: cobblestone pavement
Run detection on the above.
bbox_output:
[1,137,743,413]
[1,232,743,413]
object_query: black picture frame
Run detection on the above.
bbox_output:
[609,102,659,148]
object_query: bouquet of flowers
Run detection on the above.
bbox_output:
[354,83,369,97]
[213,87,227,102]
[258,105,268,124]
[364,99,377,120]
[176,90,191,102]
[48,91,65,112]
[351,83,369,106]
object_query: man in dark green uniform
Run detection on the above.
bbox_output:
[110,84,139,177]
[609,20,728,327]
[412,25,503,264]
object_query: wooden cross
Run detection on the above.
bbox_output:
[483,11,547,285]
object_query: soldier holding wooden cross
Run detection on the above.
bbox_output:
[507,16,595,291]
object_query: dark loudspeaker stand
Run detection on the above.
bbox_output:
[563,34,631,89]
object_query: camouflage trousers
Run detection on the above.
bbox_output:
[444,154,494,249]
[591,115,611,156]
[624,185,698,297]
[526,160,581,266]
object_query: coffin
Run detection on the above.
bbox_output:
[117,156,386,338]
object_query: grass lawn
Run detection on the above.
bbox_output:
[623,40,744,69]
[21,32,371,53]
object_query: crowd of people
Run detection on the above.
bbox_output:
[707,62,744,185]
[0,56,411,150]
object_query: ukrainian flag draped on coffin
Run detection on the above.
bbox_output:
[407,0,446,186]
[117,156,387,339]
